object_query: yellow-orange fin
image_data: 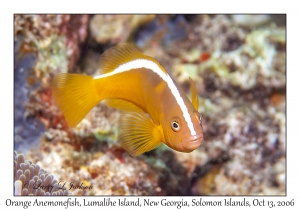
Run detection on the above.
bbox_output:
[99,44,167,74]
[110,99,162,156]
[51,73,100,127]
[106,98,143,113]
[189,77,199,111]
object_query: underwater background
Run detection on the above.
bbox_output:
[14,14,286,195]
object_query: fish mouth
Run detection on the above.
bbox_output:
[182,134,203,152]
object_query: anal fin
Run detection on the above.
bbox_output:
[106,98,143,113]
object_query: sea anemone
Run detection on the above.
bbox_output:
[14,151,69,196]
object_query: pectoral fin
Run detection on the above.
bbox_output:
[189,77,199,111]
[107,99,162,156]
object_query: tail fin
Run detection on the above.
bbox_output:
[51,73,100,127]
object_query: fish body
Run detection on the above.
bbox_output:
[52,44,203,156]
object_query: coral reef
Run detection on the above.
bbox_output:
[14,35,45,152]
[14,14,286,195]
[14,15,89,153]
[90,15,155,44]
[14,15,89,72]
[169,15,286,195]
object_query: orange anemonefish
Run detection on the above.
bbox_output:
[51,44,203,156]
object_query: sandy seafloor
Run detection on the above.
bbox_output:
[14,14,286,195]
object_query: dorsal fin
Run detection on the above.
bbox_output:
[189,77,199,111]
[99,44,167,74]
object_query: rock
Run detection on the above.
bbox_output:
[90,15,155,44]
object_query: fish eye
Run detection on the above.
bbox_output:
[171,118,181,132]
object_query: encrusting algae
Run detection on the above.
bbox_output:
[51,44,204,156]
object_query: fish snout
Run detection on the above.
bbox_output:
[182,134,203,152]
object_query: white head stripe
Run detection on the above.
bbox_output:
[95,59,197,135]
